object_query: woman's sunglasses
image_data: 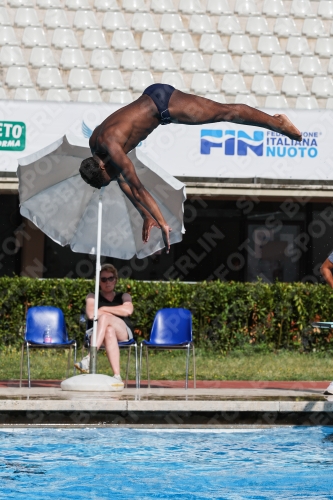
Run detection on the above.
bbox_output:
[100,276,116,283]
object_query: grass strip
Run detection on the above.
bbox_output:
[1,348,333,382]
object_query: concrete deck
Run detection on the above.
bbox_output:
[0,380,332,426]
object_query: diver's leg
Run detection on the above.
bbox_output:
[168,90,302,142]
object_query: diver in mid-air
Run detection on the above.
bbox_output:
[80,84,302,253]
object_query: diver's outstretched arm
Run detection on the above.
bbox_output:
[117,176,167,245]
[109,147,171,252]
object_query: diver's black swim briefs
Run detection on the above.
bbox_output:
[142,83,175,125]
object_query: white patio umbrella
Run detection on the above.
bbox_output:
[18,135,186,260]
[17,134,186,391]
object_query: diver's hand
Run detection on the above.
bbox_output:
[142,217,160,243]
[161,224,172,254]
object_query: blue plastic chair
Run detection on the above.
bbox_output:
[139,308,196,389]
[20,306,77,388]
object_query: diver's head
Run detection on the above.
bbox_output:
[79,156,110,189]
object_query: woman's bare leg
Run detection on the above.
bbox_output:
[168,90,302,142]
[96,313,129,376]
[103,325,121,375]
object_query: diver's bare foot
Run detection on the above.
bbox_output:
[273,114,302,142]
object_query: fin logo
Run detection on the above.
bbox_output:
[201,129,264,156]
[200,129,222,155]
[82,121,93,138]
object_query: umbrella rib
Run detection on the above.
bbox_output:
[69,186,98,247]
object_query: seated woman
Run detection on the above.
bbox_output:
[74,263,134,381]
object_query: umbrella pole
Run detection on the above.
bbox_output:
[61,184,123,391]
[90,186,105,375]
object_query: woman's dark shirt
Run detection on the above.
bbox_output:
[87,292,133,332]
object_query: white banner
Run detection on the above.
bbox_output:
[1,100,333,182]
[140,108,333,182]
[0,100,120,173]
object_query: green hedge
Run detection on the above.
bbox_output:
[1,277,333,352]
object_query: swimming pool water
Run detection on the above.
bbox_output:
[1,427,333,499]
